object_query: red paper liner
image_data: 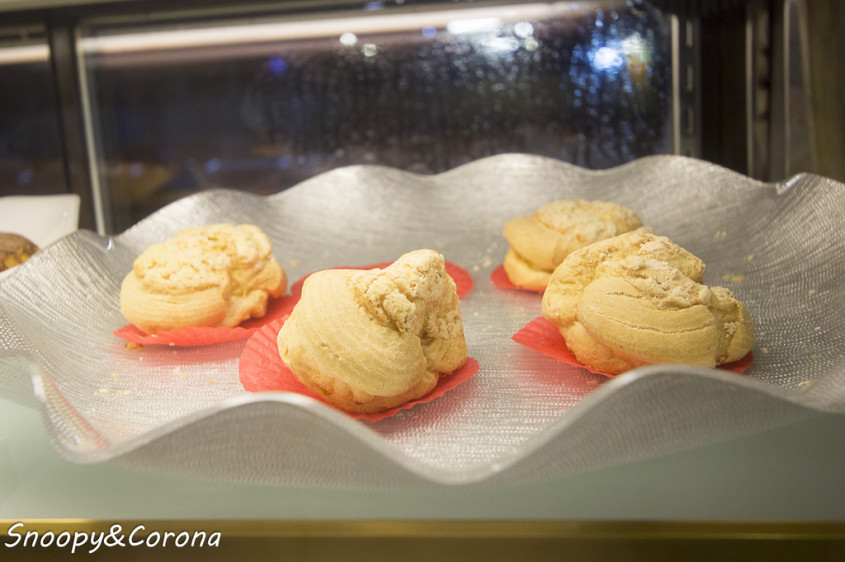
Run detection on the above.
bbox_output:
[290,260,474,299]
[490,264,545,293]
[513,316,754,377]
[114,295,297,347]
[239,317,480,421]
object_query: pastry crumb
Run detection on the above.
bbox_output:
[721,273,745,283]
[125,341,144,351]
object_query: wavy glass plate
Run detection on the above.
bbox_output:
[1,154,843,489]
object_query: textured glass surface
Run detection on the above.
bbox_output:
[1,155,842,489]
[81,0,672,233]
[0,29,67,197]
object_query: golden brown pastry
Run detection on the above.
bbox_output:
[277,249,467,413]
[541,231,754,375]
[0,233,38,272]
[503,200,645,290]
[120,224,286,334]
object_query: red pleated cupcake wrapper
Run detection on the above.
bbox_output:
[239,317,479,421]
[490,264,545,293]
[513,316,754,377]
[238,260,477,420]
[114,261,474,347]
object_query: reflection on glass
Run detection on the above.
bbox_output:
[0,32,66,197]
[81,0,671,233]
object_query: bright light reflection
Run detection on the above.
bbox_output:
[589,33,649,73]
[513,21,534,38]
[591,45,623,71]
[80,4,571,54]
[339,32,358,46]
[621,33,646,56]
[446,17,501,35]
[0,44,49,65]
[481,36,520,54]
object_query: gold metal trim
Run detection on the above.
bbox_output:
[3,520,844,561]
[3,519,845,539]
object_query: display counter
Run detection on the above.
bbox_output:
[2,396,845,559]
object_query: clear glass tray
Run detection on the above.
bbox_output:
[1,154,842,488]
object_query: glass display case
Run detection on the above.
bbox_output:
[77,0,673,232]
[1,2,844,556]
[2,0,840,234]
[0,25,66,197]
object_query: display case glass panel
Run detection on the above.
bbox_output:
[0,27,67,198]
[80,0,673,233]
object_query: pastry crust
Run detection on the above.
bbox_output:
[120,224,286,334]
[0,233,38,272]
[277,249,467,413]
[541,231,754,374]
[502,200,645,290]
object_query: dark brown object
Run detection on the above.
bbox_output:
[0,233,38,272]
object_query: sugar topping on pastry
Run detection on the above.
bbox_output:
[120,224,286,334]
[541,231,754,374]
[277,249,467,414]
[503,200,646,290]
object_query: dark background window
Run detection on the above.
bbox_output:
[82,0,672,232]
[0,30,67,198]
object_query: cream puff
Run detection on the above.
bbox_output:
[0,232,38,272]
[503,200,645,290]
[541,231,754,374]
[120,224,286,334]
[277,249,467,413]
